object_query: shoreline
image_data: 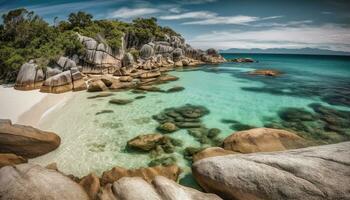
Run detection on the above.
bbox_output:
[0,85,74,128]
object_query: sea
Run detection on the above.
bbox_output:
[31,53,350,187]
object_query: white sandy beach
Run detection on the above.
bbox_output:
[0,85,74,127]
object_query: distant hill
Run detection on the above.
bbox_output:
[219,48,350,56]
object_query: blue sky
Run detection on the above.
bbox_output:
[1,0,350,51]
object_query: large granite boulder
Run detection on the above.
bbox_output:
[14,61,44,90]
[87,79,108,92]
[193,142,350,200]
[40,70,73,93]
[57,56,77,70]
[0,119,60,158]
[0,153,27,168]
[98,176,222,200]
[140,44,155,60]
[171,48,183,62]
[122,53,135,67]
[46,67,62,78]
[71,67,87,91]
[154,42,174,55]
[223,128,308,153]
[77,33,122,74]
[101,164,181,185]
[193,147,237,162]
[0,164,89,200]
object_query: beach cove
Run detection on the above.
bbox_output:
[2,54,348,183]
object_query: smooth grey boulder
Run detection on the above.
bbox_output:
[46,67,62,78]
[140,44,155,60]
[98,176,222,200]
[40,70,73,93]
[170,35,185,48]
[192,142,350,200]
[154,42,174,55]
[57,56,76,70]
[122,53,135,67]
[0,164,89,200]
[77,33,122,73]
[14,61,43,90]
[172,48,183,62]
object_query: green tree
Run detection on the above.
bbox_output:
[68,11,93,28]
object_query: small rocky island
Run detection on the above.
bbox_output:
[0,8,349,200]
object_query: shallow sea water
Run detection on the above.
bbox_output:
[31,54,350,186]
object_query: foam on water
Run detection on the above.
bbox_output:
[31,54,350,180]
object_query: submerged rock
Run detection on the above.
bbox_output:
[166,86,185,93]
[0,153,27,168]
[193,142,350,200]
[96,110,114,115]
[127,133,165,151]
[230,58,255,63]
[0,164,89,200]
[223,128,308,153]
[101,164,181,185]
[138,85,163,92]
[148,156,177,167]
[87,92,113,99]
[0,120,60,158]
[109,98,133,105]
[157,122,178,133]
[249,69,282,76]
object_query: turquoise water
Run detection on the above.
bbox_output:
[31,53,350,183]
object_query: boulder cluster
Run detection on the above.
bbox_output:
[1,117,349,200]
[14,33,225,94]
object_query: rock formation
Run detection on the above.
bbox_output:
[77,33,123,74]
[193,147,237,162]
[14,31,225,94]
[0,119,60,158]
[193,141,350,200]
[98,176,222,200]
[14,61,44,90]
[223,128,308,153]
[101,164,181,185]
[0,164,89,200]
[0,153,27,168]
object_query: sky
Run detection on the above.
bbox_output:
[1,0,350,52]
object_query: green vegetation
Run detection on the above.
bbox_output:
[0,8,180,83]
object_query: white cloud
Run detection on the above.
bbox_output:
[251,20,313,27]
[160,11,216,20]
[183,15,282,25]
[189,24,350,52]
[109,7,160,19]
[175,0,217,5]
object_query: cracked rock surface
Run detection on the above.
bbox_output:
[192,141,350,200]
